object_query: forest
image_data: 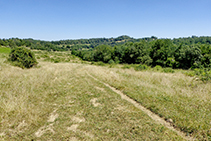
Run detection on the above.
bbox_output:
[72,37,211,69]
[0,35,211,69]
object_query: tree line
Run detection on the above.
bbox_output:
[0,35,157,51]
[72,39,211,69]
[1,35,211,52]
[0,36,211,69]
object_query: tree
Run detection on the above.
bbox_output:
[174,44,202,69]
[123,41,152,65]
[200,44,211,68]
[93,45,114,63]
[150,39,175,67]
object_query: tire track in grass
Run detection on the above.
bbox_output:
[86,72,194,141]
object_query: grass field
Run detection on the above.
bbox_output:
[85,65,211,140]
[33,50,86,64]
[0,48,210,140]
[0,47,10,54]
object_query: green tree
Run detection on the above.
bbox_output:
[123,41,152,65]
[174,44,202,69]
[150,39,175,67]
[200,44,211,67]
[93,45,114,63]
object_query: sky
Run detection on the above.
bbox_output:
[0,0,211,41]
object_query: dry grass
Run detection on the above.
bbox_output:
[0,54,184,140]
[85,65,211,140]
[1,48,210,140]
[33,50,86,64]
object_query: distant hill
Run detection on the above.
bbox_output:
[49,35,158,49]
[0,35,211,51]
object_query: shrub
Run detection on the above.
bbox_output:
[194,68,211,83]
[162,68,175,73]
[184,71,195,77]
[122,64,131,69]
[41,54,50,58]
[8,47,38,68]
[53,59,60,63]
[153,65,163,71]
[95,61,106,66]
[65,58,70,62]
[134,64,149,71]
[108,59,115,64]
[184,68,211,82]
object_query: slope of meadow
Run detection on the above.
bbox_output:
[0,51,183,140]
[0,48,210,140]
[85,65,211,140]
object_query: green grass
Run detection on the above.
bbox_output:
[33,50,87,64]
[0,47,10,54]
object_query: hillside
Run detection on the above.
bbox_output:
[1,35,211,51]
[0,48,211,140]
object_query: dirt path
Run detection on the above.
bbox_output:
[87,72,194,141]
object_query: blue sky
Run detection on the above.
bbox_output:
[0,0,210,41]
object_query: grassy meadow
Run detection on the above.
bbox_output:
[0,47,210,140]
[0,47,10,54]
[33,50,86,64]
[85,65,211,140]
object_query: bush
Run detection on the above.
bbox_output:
[122,64,131,69]
[108,59,115,64]
[162,68,175,73]
[184,68,211,82]
[53,58,60,63]
[8,47,38,68]
[134,64,149,71]
[93,61,106,66]
[194,68,211,83]
[41,54,49,58]
[184,71,195,77]
[153,65,163,71]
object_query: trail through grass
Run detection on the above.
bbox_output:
[1,49,210,140]
[85,65,211,140]
[87,72,193,141]
[0,60,184,140]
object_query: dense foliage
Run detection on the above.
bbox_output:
[0,35,211,51]
[8,47,38,68]
[72,39,211,69]
[0,35,142,51]
[1,35,211,69]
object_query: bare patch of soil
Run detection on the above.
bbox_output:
[47,109,59,122]
[90,98,101,107]
[95,86,105,92]
[71,116,85,123]
[67,124,79,132]
[0,132,5,137]
[35,123,55,137]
